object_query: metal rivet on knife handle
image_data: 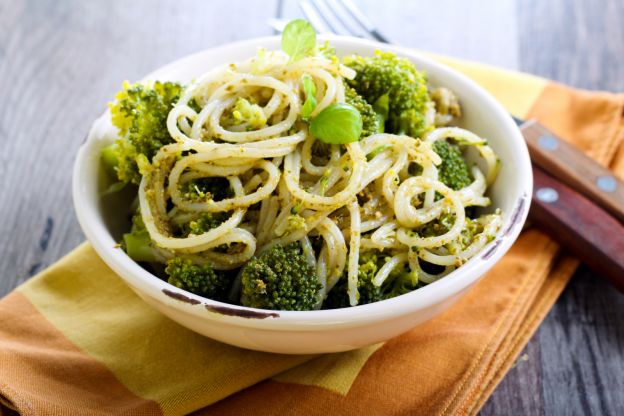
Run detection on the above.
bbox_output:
[520,120,624,223]
[536,187,559,203]
[530,165,624,292]
[596,175,617,193]
[538,135,559,151]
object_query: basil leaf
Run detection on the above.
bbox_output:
[281,19,316,63]
[310,103,363,144]
[301,74,317,120]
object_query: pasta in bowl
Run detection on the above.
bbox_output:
[73,22,531,353]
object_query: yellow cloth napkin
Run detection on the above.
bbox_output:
[1,56,623,416]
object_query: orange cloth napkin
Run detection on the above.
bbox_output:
[0,58,623,416]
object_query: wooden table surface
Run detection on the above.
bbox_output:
[1,0,623,414]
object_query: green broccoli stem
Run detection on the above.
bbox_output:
[101,143,120,179]
[123,230,157,263]
[323,250,419,309]
[122,209,160,263]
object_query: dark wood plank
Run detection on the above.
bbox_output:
[517,0,624,91]
[482,0,624,415]
[537,265,624,416]
[479,335,545,415]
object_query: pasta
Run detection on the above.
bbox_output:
[130,48,502,307]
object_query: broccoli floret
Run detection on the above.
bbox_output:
[165,257,230,301]
[324,251,383,308]
[433,140,473,190]
[344,51,431,138]
[344,85,381,137]
[285,214,307,234]
[452,217,485,253]
[122,210,159,263]
[411,213,488,269]
[232,97,267,129]
[180,177,232,203]
[416,213,482,252]
[406,140,472,190]
[240,243,320,311]
[324,251,418,308]
[104,81,183,184]
[123,208,233,301]
[385,266,420,299]
[416,211,456,238]
[175,212,227,237]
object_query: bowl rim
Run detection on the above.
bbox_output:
[73,35,532,330]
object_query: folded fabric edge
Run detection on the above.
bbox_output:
[0,385,18,412]
[0,402,19,416]
[428,52,546,86]
[467,255,578,415]
[461,248,570,415]
[0,291,164,415]
[525,83,624,165]
[438,234,560,415]
[13,243,316,416]
[427,52,547,118]
[459,83,624,414]
[608,109,624,175]
[270,343,385,396]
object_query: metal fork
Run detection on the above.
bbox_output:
[268,0,391,43]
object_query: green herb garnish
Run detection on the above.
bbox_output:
[310,103,363,145]
[281,19,316,63]
[301,74,317,120]
[366,144,391,161]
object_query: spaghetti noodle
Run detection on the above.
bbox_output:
[128,48,502,307]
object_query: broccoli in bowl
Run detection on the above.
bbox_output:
[98,20,503,312]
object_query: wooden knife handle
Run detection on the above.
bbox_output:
[521,120,624,223]
[530,165,624,292]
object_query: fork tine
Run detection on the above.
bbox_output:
[335,0,391,43]
[267,17,288,33]
[325,0,367,37]
[310,0,350,35]
[300,1,332,34]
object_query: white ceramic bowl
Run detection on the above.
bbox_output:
[73,36,532,354]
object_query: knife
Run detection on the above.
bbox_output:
[515,118,624,291]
